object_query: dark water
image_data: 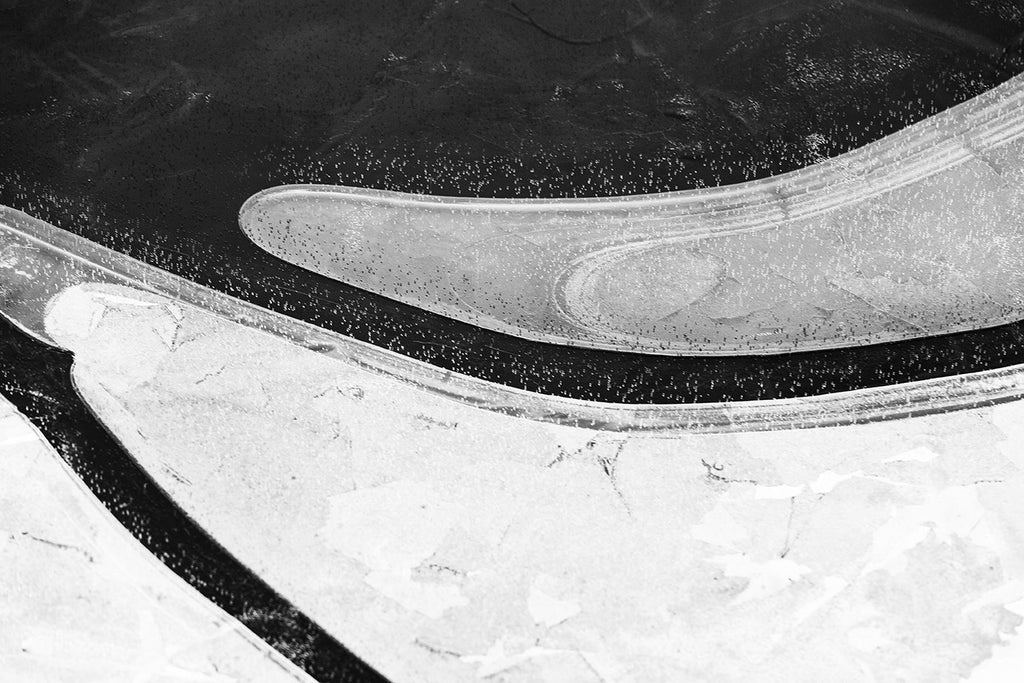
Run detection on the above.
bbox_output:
[2,0,1024,402]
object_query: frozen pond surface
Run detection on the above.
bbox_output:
[242,74,1024,355]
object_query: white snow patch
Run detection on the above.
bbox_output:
[44,288,109,341]
[321,481,468,618]
[861,486,994,577]
[966,598,1024,682]
[364,571,467,619]
[710,554,812,605]
[809,470,862,494]
[755,484,805,500]
[848,626,890,653]
[793,575,849,624]
[962,581,1024,615]
[691,505,749,550]
[461,640,567,678]
[882,446,940,464]
[527,575,580,628]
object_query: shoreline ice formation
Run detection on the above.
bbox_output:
[240,73,1024,355]
[6,205,1024,680]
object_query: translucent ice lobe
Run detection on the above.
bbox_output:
[240,73,1024,355]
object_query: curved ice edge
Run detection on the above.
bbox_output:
[238,72,1024,356]
[2,204,1023,434]
[242,70,1023,213]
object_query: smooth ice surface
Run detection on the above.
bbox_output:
[241,73,1024,355]
[40,280,1024,682]
[0,397,312,682]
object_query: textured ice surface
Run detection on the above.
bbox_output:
[9,202,1024,680]
[38,281,1024,683]
[0,397,312,682]
[4,203,1024,431]
[241,73,1024,354]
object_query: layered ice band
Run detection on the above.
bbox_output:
[2,205,1024,432]
[241,73,1024,355]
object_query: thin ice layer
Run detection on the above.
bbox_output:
[240,73,1024,355]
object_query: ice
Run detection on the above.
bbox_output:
[240,73,1024,355]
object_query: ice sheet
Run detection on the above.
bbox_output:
[38,280,1024,683]
[240,73,1024,354]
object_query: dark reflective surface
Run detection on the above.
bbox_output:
[2,0,1024,402]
